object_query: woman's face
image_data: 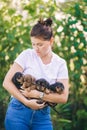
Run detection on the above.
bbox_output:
[31,37,53,58]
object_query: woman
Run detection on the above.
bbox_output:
[3,18,69,130]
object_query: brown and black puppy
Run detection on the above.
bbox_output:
[22,74,36,91]
[35,78,50,94]
[49,82,64,94]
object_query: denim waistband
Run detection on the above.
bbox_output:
[9,97,50,114]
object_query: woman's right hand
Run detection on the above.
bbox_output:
[25,99,45,110]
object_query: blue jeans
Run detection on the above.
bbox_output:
[5,97,53,130]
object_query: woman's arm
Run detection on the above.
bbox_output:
[3,62,45,109]
[3,62,30,104]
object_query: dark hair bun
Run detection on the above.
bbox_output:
[38,18,52,26]
[45,18,53,26]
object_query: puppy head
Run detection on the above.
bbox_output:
[13,72,24,85]
[22,74,36,88]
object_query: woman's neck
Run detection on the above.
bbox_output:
[40,51,53,65]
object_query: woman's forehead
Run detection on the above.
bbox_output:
[31,37,42,42]
[31,37,48,44]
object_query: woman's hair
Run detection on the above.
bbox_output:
[30,18,53,40]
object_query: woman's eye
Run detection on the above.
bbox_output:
[32,43,35,46]
[39,44,43,46]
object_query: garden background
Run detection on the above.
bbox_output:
[0,0,87,130]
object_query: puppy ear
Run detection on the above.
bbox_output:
[32,76,36,84]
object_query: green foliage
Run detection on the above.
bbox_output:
[51,103,72,130]
[0,0,87,130]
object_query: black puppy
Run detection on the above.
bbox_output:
[49,82,64,94]
[12,72,23,89]
[35,78,50,94]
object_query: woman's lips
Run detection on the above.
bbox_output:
[36,51,40,54]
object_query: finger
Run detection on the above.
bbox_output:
[20,86,24,89]
[39,104,45,109]
[20,89,24,93]
[39,103,45,107]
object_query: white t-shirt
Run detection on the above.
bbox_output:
[15,49,68,84]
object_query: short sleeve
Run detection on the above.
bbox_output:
[14,50,27,69]
[57,61,69,79]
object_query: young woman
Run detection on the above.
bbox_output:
[3,18,69,130]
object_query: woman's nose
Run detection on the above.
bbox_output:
[34,46,39,51]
